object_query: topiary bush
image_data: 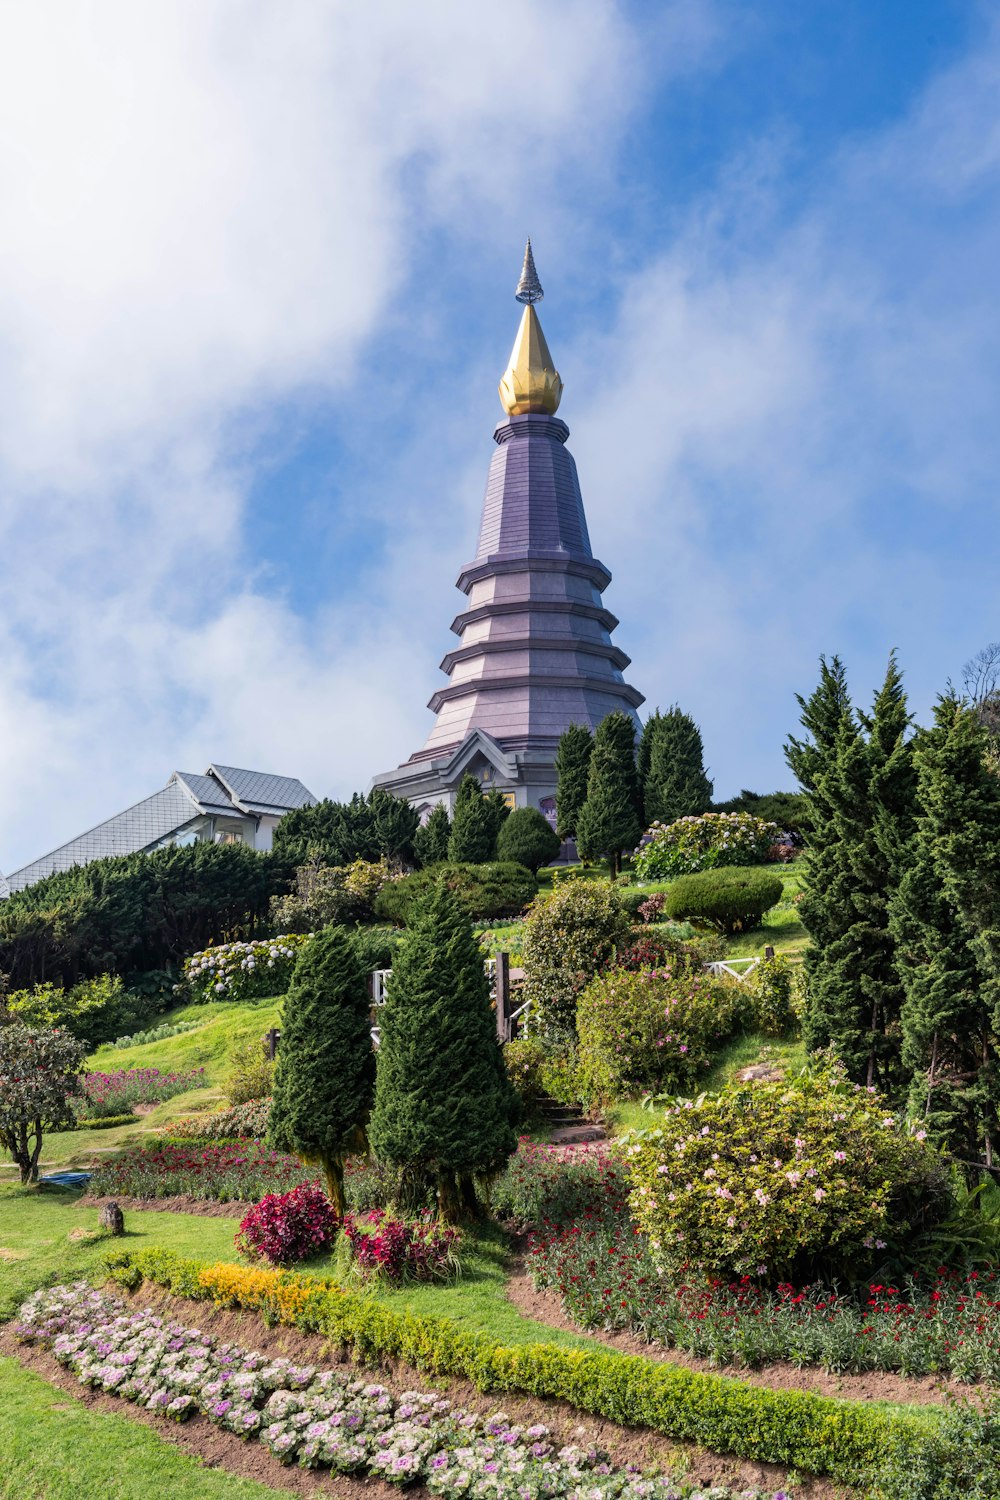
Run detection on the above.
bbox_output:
[634,811,778,880]
[373,862,536,926]
[663,867,783,934]
[520,880,632,1046]
[619,1062,951,1285]
[235,1182,338,1265]
[496,806,561,872]
[576,968,741,1106]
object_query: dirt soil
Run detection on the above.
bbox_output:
[1,1285,853,1499]
[79,1193,247,1218]
[506,1252,990,1409]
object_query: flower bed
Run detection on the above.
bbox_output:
[173,1099,272,1140]
[343,1209,461,1282]
[181,934,310,1003]
[238,1184,338,1265]
[491,1139,630,1229]
[77,1066,206,1120]
[88,1141,315,1201]
[13,1283,769,1499]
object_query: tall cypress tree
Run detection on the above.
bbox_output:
[575,712,642,876]
[268,926,375,1216]
[368,881,518,1221]
[554,724,593,839]
[642,704,713,824]
[413,804,451,867]
[447,775,496,864]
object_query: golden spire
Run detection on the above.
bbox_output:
[499,239,563,416]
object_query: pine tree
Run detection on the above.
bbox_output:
[413,804,451,867]
[641,704,713,824]
[637,710,661,796]
[602,710,644,824]
[496,806,561,872]
[554,724,593,839]
[483,790,511,852]
[368,881,518,1220]
[576,713,642,876]
[268,925,375,1216]
[447,775,496,864]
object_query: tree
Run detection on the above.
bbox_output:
[413,804,451,867]
[483,790,511,851]
[268,926,375,1216]
[520,880,631,1045]
[575,712,642,876]
[273,789,419,869]
[496,806,560,872]
[368,881,518,1220]
[641,705,713,824]
[0,1023,85,1183]
[554,724,593,839]
[447,775,497,864]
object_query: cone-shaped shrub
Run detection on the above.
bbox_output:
[268,925,375,1217]
[496,806,560,872]
[368,880,518,1221]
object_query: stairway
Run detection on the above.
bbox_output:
[534,1092,606,1145]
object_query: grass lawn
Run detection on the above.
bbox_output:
[0,1184,242,1321]
[0,1358,301,1500]
[87,999,283,1087]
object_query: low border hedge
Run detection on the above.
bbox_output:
[104,1247,940,1487]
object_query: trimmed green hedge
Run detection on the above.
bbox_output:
[664,867,783,934]
[104,1246,943,1488]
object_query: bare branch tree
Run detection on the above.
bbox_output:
[963,642,1000,745]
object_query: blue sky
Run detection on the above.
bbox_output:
[1,1,998,872]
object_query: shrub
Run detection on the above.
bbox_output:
[412,803,451,867]
[270,857,400,932]
[638,892,666,923]
[225,1039,274,1106]
[0,1023,86,1182]
[272,788,419,869]
[663,867,783,934]
[373,862,536,925]
[576,968,740,1105]
[496,805,561,872]
[349,924,402,974]
[77,1066,206,1119]
[616,926,726,973]
[502,1037,549,1119]
[181,934,311,1003]
[520,880,632,1045]
[236,1183,338,1265]
[742,954,796,1035]
[173,1098,272,1140]
[343,1209,461,1282]
[619,1063,951,1284]
[7,973,154,1050]
[634,811,778,880]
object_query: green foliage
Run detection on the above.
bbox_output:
[741,954,796,1036]
[369,882,518,1220]
[447,775,500,864]
[712,788,810,834]
[6,972,148,1050]
[620,1062,950,1284]
[520,880,632,1045]
[225,1038,275,1107]
[496,806,560,872]
[413,804,451,867]
[501,1037,548,1121]
[348,924,403,974]
[269,926,376,1216]
[576,968,740,1105]
[553,723,593,839]
[110,1243,954,1489]
[273,787,419,868]
[575,712,642,874]
[663,868,783,934]
[634,811,777,880]
[0,1023,86,1182]
[373,862,536,926]
[181,934,310,1003]
[640,705,713,824]
[0,841,285,993]
[869,1398,1000,1500]
[270,856,398,932]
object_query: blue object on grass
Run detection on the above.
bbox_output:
[38,1170,92,1190]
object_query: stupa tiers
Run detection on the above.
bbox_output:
[372,243,643,824]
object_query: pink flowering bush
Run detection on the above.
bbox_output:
[343,1209,460,1282]
[77,1065,205,1119]
[236,1183,338,1265]
[576,967,740,1105]
[618,1063,950,1285]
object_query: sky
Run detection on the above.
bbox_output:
[1,0,998,874]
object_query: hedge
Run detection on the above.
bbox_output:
[104,1247,942,1488]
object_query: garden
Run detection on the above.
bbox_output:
[3,683,1000,1499]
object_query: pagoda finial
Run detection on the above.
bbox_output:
[500,240,562,415]
[515,237,544,305]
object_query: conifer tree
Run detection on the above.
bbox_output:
[268,925,375,1216]
[496,805,561,872]
[413,804,451,867]
[483,790,511,852]
[576,712,642,876]
[641,704,713,824]
[554,724,593,839]
[447,775,496,864]
[368,881,518,1220]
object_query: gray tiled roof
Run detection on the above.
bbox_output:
[0,869,10,899]
[209,766,317,815]
[171,771,237,814]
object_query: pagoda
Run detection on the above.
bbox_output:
[372,243,644,825]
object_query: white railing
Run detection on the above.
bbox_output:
[704,957,761,983]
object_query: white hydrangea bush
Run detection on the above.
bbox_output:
[180,934,311,1003]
